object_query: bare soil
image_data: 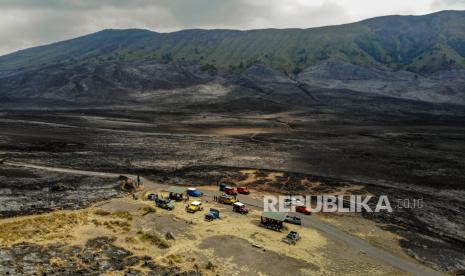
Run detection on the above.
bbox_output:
[199,235,317,275]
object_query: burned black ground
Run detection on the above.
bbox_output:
[0,237,199,276]
[0,106,464,272]
[1,60,465,273]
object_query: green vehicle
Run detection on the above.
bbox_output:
[155,198,175,210]
[284,215,302,225]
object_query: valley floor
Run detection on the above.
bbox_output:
[0,109,464,274]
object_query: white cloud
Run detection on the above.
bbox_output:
[430,0,465,10]
[0,0,462,55]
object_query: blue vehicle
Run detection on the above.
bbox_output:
[219,184,227,191]
[205,208,220,221]
[187,188,203,197]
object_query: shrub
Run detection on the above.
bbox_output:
[206,261,215,270]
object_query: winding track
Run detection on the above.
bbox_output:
[4,161,444,276]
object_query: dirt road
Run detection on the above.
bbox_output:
[4,161,444,276]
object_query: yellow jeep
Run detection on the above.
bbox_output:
[218,194,238,205]
[186,201,204,213]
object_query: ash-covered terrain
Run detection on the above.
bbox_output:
[0,164,124,217]
[0,59,464,273]
[0,237,199,276]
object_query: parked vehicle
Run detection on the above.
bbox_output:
[187,188,203,197]
[186,201,203,213]
[168,186,185,201]
[260,212,286,231]
[155,198,175,210]
[296,205,311,215]
[224,187,238,196]
[284,215,302,225]
[282,231,301,245]
[218,194,238,205]
[205,208,220,221]
[237,187,250,195]
[232,202,249,214]
[219,183,227,191]
[147,193,158,200]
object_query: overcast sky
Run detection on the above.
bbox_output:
[1,0,464,55]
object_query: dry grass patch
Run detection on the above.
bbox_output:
[164,254,185,265]
[125,236,138,244]
[0,212,88,245]
[94,209,111,216]
[49,257,67,268]
[111,211,133,221]
[138,231,171,249]
[140,206,156,216]
[91,219,102,226]
[102,220,131,233]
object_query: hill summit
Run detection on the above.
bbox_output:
[1,10,465,73]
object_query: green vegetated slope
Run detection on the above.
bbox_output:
[1,10,464,73]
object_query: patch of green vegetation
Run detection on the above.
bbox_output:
[200,63,217,75]
[206,261,216,271]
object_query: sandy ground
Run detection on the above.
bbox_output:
[0,182,407,276]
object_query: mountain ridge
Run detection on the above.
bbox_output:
[1,10,465,74]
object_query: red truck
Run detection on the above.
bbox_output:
[296,205,311,215]
[237,186,250,195]
[224,187,238,196]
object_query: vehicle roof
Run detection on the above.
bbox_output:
[191,201,202,205]
[187,187,197,191]
[233,202,245,206]
[262,212,286,221]
[168,186,185,194]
